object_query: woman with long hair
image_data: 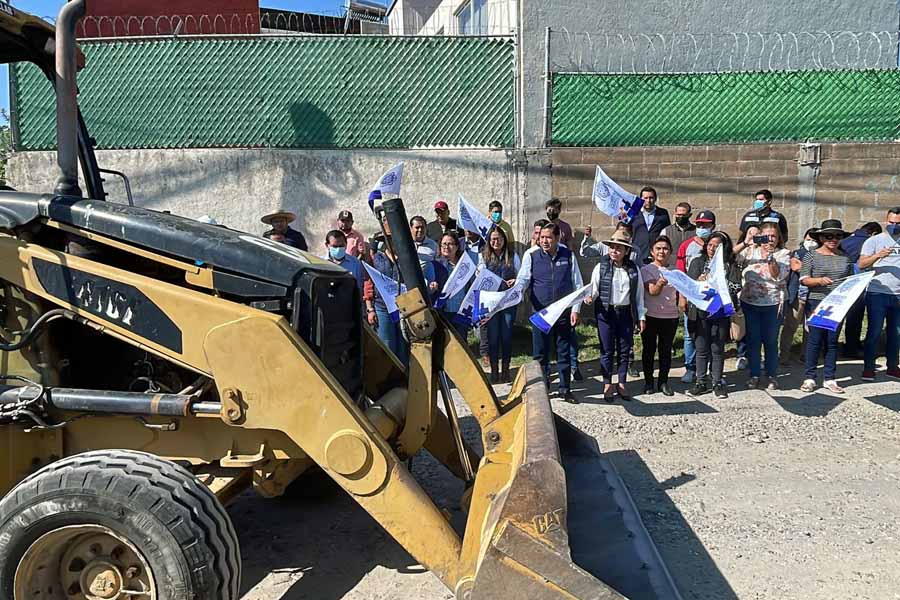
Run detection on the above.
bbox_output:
[684,231,742,398]
[435,231,472,340]
[736,221,791,390]
[799,220,854,393]
[641,236,679,396]
[480,227,520,383]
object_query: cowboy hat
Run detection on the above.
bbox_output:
[605,229,634,250]
[812,219,848,240]
[261,210,296,225]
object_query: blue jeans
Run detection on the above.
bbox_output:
[742,301,781,377]
[596,306,634,384]
[532,317,572,393]
[864,292,900,371]
[569,327,580,372]
[487,307,515,365]
[375,306,408,364]
[804,299,841,380]
[683,313,696,371]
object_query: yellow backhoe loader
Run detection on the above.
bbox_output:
[0,2,680,599]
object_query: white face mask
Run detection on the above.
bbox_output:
[803,240,819,251]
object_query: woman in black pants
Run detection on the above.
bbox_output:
[684,231,742,399]
[641,236,679,396]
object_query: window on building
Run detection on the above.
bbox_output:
[456,0,487,35]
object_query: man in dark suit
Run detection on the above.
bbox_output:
[630,186,670,264]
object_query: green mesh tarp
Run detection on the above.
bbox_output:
[551,70,900,146]
[12,36,515,150]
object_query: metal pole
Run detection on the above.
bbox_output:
[541,27,551,148]
[54,0,86,197]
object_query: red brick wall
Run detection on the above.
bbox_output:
[551,143,900,245]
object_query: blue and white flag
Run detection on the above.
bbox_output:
[457,193,495,241]
[454,267,503,326]
[807,271,874,331]
[435,250,477,309]
[362,262,406,322]
[529,284,592,334]
[473,283,525,324]
[368,162,404,211]
[706,245,735,318]
[620,196,643,224]
[659,268,721,314]
[592,165,638,219]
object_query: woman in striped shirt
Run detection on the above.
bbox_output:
[799,219,854,393]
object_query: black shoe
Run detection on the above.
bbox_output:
[490,371,499,384]
[687,380,710,397]
[615,386,632,402]
[572,368,584,382]
[659,382,674,397]
[713,383,728,399]
[563,391,578,404]
[628,365,641,378]
[643,384,655,395]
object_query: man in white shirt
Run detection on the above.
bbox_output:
[858,206,900,381]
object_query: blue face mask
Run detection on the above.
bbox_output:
[696,227,712,239]
[491,211,502,224]
[328,246,347,260]
[888,223,900,236]
[753,199,767,211]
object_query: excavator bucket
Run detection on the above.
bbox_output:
[464,362,681,600]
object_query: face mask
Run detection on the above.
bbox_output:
[546,210,560,220]
[888,223,900,236]
[803,240,819,251]
[676,215,691,227]
[696,227,712,240]
[753,199,767,211]
[328,246,346,260]
[491,211,502,223]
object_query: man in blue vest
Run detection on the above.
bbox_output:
[516,223,584,403]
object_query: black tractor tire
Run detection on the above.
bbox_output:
[0,449,241,599]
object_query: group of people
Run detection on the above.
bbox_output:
[255,190,900,405]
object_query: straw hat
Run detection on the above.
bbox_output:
[605,229,634,250]
[260,209,296,225]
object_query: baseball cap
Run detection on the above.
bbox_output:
[695,210,716,223]
[338,210,353,221]
[434,200,449,211]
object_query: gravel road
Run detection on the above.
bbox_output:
[234,357,900,600]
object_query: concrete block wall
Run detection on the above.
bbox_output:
[550,143,900,246]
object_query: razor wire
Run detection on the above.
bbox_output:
[58,3,517,39]
[550,30,900,73]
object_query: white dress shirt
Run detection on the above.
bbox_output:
[589,260,647,320]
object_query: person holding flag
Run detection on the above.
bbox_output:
[364,216,408,362]
[641,236,679,397]
[799,220,854,393]
[582,230,646,403]
[516,223,583,402]
[683,232,742,399]
[434,232,475,339]
[479,227,521,383]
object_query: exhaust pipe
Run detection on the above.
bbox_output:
[54,0,86,197]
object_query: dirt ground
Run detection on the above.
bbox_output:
[233,357,900,600]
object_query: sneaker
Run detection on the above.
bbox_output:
[823,380,845,394]
[736,357,749,370]
[572,368,584,382]
[887,368,900,379]
[766,379,779,391]
[659,382,674,397]
[747,376,760,389]
[713,383,728,399]
[861,370,876,381]
[687,380,710,397]
[800,379,817,392]
[681,370,696,384]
